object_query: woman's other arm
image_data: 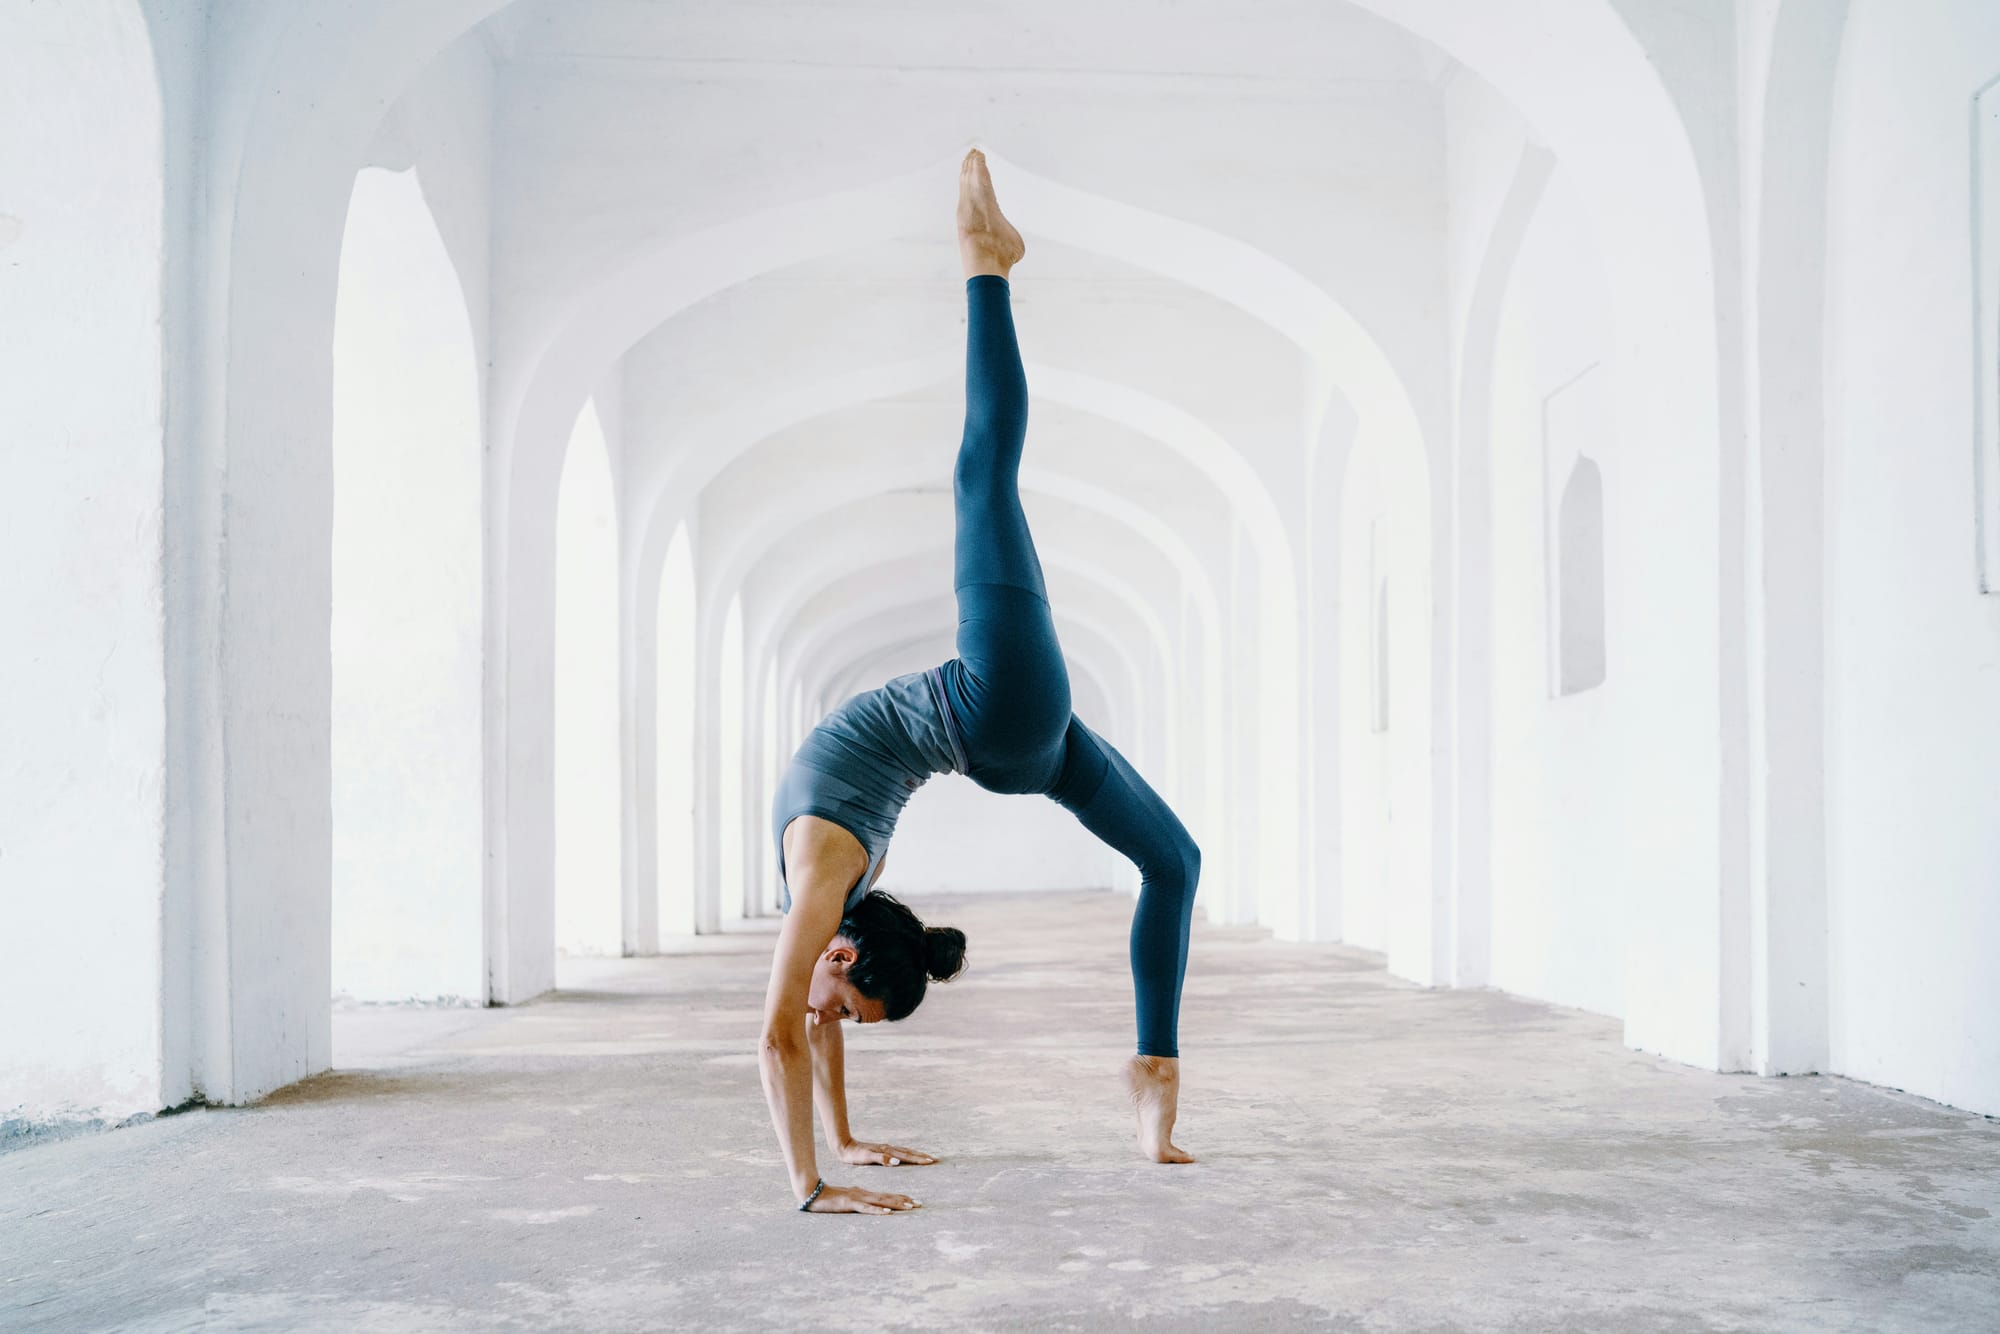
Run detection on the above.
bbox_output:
[758,817,919,1213]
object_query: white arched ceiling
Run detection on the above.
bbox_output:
[512,151,1420,533]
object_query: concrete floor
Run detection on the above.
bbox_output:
[4,891,1999,1333]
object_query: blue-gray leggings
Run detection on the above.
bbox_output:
[936,274,1201,1059]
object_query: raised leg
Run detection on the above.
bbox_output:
[945,154,1069,783]
[953,274,1042,601]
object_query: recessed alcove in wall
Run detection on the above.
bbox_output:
[329,167,483,1004]
[554,399,621,956]
[1542,365,1610,697]
[1369,516,1391,734]
[1372,581,1392,733]
[1974,74,2000,594]
[1556,456,1607,695]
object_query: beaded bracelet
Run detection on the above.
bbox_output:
[799,1177,825,1211]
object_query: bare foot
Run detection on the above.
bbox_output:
[1124,1055,1195,1164]
[957,148,1025,279]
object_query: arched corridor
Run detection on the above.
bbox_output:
[4,2,2000,1326]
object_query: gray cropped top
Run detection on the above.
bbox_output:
[771,666,968,913]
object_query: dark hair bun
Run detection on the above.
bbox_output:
[922,926,968,982]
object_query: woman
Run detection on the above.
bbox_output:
[759,148,1201,1215]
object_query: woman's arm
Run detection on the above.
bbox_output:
[758,817,919,1214]
[756,899,838,1203]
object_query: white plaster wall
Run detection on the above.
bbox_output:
[1823,0,2000,1116]
[1336,437,1433,975]
[0,4,169,1127]
[1483,169,1627,1020]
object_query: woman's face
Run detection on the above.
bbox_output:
[807,941,887,1026]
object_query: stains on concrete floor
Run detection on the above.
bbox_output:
[4,891,1998,1332]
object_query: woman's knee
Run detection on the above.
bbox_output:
[1173,835,1201,899]
[1142,828,1200,902]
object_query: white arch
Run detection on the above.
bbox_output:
[554,399,622,957]
[330,165,484,1002]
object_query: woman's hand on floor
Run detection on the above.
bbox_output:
[836,1139,937,1167]
[804,1184,922,1214]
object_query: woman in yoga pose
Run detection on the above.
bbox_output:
[758,149,1201,1215]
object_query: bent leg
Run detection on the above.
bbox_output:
[1049,717,1201,1058]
